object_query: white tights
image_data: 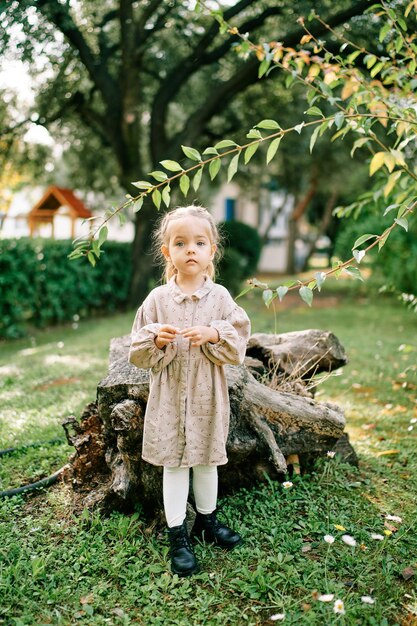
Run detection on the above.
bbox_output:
[163,465,218,528]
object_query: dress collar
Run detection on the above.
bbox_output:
[168,275,214,303]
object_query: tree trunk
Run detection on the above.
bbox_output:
[301,191,338,272]
[128,200,161,308]
[62,330,357,524]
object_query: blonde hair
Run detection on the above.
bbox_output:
[153,205,221,282]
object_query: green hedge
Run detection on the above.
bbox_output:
[0,238,131,339]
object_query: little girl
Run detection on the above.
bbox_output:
[129,205,251,577]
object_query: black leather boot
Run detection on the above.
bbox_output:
[168,521,199,577]
[192,510,242,550]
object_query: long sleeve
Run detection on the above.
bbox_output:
[201,301,251,366]
[129,299,177,372]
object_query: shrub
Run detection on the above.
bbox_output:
[333,213,417,295]
[0,238,131,338]
[217,221,263,294]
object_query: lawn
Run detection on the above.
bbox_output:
[0,278,416,626]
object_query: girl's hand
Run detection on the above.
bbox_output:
[155,325,179,350]
[180,326,219,347]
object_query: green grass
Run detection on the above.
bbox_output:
[0,281,416,625]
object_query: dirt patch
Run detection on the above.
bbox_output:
[34,377,81,391]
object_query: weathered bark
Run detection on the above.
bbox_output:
[63,330,357,522]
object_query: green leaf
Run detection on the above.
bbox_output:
[214,139,238,149]
[395,35,404,53]
[315,272,326,291]
[370,61,384,78]
[181,145,201,161]
[379,22,391,42]
[256,119,281,130]
[266,136,282,164]
[209,158,221,181]
[97,226,108,249]
[244,143,259,164]
[160,160,183,172]
[395,217,408,231]
[397,17,407,31]
[397,205,408,218]
[87,251,96,267]
[383,203,399,216]
[149,170,168,182]
[305,106,323,117]
[131,180,152,190]
[319,120,330,137]
[344,266,364,282]
[227,153,240,182]
[246,129,263,139]
[179,174,190,197]
[369,152,386,176]
[352,233,377,249]
[334,112,344,130]
[365,54,377,69]
[294,122,304,134]
[202,147,219,156]
[262,289,275,308]
[133,197,144,212]
[353,249,366,264]
[67,249,84,260]
[378,230,390,250]
[152,188,162,209]
[236,284,255,299]
[92,240,101,258]
[258,59,271,78]
[299,286,313,306]
[276,286,288,301]
[347,50,361,64]
[309,125,321,153]
[162,185,171,208]
[193,167,203,192]
[350,137,370,157]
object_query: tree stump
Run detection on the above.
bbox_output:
[63,330,357,521]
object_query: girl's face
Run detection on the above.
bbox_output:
[161,216,217,280]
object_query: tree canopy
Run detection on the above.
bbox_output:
[1,0,373,304]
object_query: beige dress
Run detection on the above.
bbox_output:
[129,276,251,468]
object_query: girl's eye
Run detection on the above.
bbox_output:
[175,242,184,247]
[197,241,206,246]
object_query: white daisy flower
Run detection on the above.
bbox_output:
[341,534,356,547]
[318,594,334,602]
[270,613,285,621]
[385,514,402,523]
[361,596,375,604]
[324,534,335,544]
[333,599,345,614]
[327,451,336,458]
[371,533,384,541]
[410,418,417,424]
[282,481,293,489]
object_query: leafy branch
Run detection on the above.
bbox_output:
[237,202,416,308]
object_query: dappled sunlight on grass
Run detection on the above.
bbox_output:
[43,353,104,368]
[0,364,22,377]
